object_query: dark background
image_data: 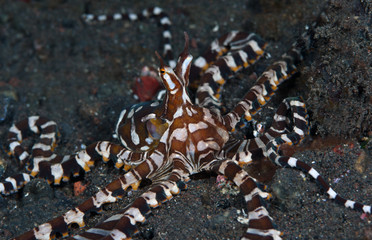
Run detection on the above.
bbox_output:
[0,0,371,239]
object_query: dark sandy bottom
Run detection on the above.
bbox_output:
[0,0,371,239]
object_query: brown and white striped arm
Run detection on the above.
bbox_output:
[70,178,185,240]
[2,121,147,195]
[12,156,162,240]
[7,116,58,168]
[29,141,146,186]
[82,7,175,68]
[190,31,266,85]
[195,33,267,110]
[0,173,32,195]
[1,116,58,194]
[266,100,371,215]
[210,159,282,240]
[221,35,308,132]
[220,97,302,166]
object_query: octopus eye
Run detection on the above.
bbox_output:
[160,68,165,74]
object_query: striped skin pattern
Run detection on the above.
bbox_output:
[2,116,58,194]
[194,32,267,111]
[1,30,270,196]
[82,7,176,68]
[3,19,370,240]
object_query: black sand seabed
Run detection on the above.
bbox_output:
[0,0,371,239]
